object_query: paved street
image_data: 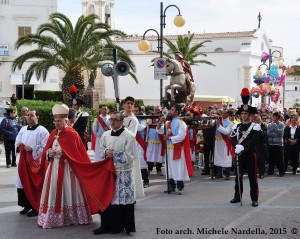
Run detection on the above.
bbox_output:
[0,143,300,239]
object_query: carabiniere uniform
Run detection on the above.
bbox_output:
[230,104,262,205]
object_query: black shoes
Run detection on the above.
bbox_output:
[164,188,175,193]
[279,173,285,177]
[27,210,38,217]
[93,226,109,235]
[6,165,11,168]
[93,226,124,235]
[252,201,258,207]
[11,163,17,167]
[230,198,241,203]
[259,174,264,179]
[19,207,30,215]
[143,182,149,188]
[201,172,210,175]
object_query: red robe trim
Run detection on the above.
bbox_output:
[136,133,147,160]
[18,144,47,212]
[219,121,235,161]
[167,121,194,176]
[91,132,96,151]
[97,115,110,131]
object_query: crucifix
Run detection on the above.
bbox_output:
[257,12,262,28]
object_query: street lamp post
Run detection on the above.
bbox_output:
[138,2,185,106]
[257,49,284,107]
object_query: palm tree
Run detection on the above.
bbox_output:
[12,13,137,103]
[163,33,215,67]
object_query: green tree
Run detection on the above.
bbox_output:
[290,58,300,77]
[164,33,215,67]
[12,13,137,104]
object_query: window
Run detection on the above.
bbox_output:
[215,48,224,53]
[18,26,31,45]
[295,87,298,91]
[87,4,95,14]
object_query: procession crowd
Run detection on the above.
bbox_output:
[0,93,299,235]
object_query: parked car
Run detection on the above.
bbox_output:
[0,102,9,124]
[0,102,9,142]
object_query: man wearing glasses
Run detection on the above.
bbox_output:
[94,112,138,235]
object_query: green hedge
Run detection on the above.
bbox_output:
[16,100,97,140]
[34,90,63,101]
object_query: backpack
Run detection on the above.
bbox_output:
[0,119,8,141]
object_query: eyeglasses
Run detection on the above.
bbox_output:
[109,118,122,122]
[262,118,267,120]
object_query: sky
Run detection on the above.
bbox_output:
[57,0,300,66]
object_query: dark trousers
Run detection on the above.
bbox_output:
[100,203,136,233]
[257,144,268,175]
[203,143,213,173]
[147,162,162,172]
[217,166,230,177]
[141,169,149,183]
[4,139,16,166]
[169,179,184,191]
[268,145,285,175]
[284,145,300,172]
[17,188,33,209]
[234,155,259,202]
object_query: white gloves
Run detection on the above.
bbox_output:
[235,144,244,154]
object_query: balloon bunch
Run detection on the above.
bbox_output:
[253,70,268,85]
[252,51,286,101]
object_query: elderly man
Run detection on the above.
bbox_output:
[93,111,138,235]
[38,104,116,229]
[18,107,28,127]
[15,109,49,217]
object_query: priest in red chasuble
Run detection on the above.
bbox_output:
[37,104,116,229]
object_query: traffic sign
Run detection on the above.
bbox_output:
[154,57,167,80]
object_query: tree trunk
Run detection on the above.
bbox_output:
[61,72,85,106]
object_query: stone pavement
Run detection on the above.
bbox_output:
[1,143,300,239]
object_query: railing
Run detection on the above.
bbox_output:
[0,0,9,4]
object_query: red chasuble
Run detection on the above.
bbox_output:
[19,126,116,214]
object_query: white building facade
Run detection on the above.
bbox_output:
[107,29,284,108]
[284,68,300,109]
[0,0,59,101]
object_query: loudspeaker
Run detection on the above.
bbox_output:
[101,63,114,76]
[114,61,129,76]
